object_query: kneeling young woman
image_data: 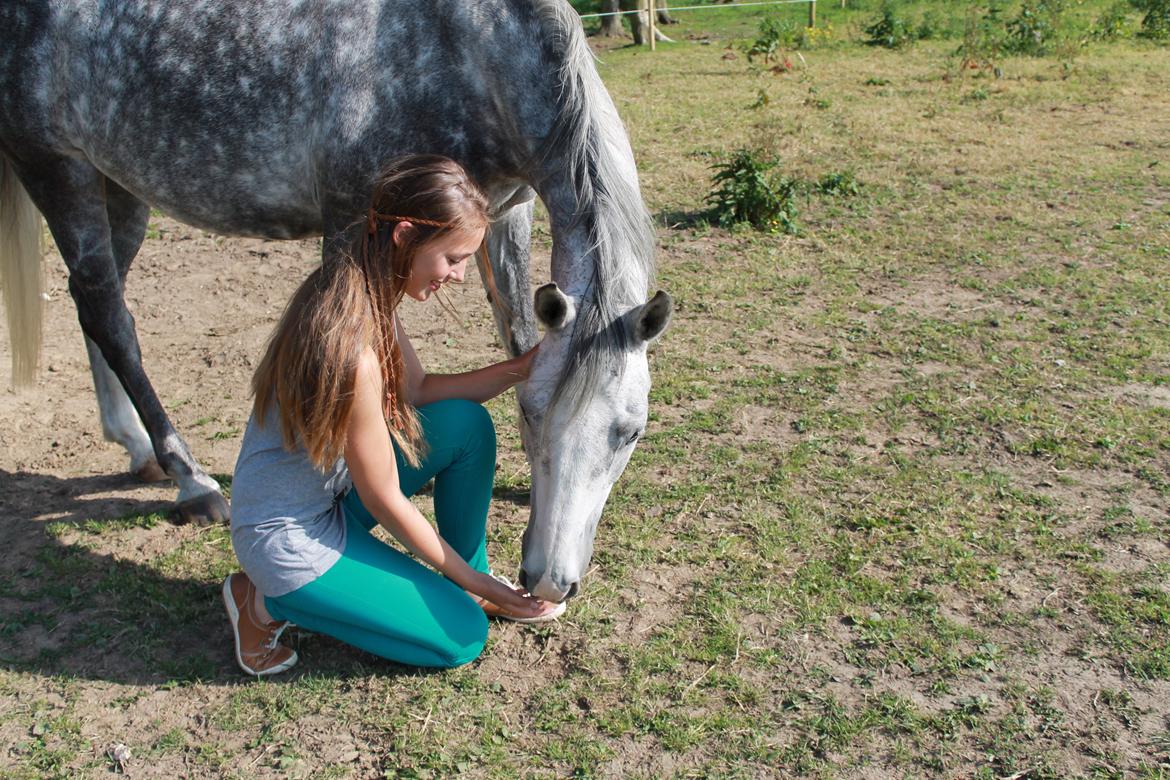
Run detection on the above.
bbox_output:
[223,155,561,676]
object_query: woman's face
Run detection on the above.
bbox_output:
[396,223,486,302]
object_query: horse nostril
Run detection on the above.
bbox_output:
[566,581,580,600]
[517,568,529,591]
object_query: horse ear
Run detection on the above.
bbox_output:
[534,283,575,330]
[633,290,673,344]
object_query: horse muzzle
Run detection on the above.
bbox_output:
[519,567,581,604]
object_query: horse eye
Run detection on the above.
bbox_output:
[626,430,641,446]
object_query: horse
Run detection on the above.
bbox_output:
[0,0,672,603]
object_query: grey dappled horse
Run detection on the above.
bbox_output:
[0,0,671,602]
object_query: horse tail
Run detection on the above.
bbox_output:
[0,156,44,386]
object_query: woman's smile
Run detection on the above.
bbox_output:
[399,225,484,301]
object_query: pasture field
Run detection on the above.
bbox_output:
[2,3,1169,778]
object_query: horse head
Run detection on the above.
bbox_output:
[516,283,672,603]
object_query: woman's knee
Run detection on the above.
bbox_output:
[461,401,495,454]
[440,634,487,668]
[434,604,489,667]
[421,399,495,456]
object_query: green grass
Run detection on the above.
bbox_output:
[2,6,1169,778]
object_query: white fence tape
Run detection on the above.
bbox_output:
[580,0,814,20]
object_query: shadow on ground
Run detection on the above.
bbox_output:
[655,208,710,230]
[0,470,435,686]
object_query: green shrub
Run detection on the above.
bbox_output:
[1132,0,1170,38]
[916,9,947,41]
[816,171,861,198]
[1091,2,1133,39]
[746,15,834,60]
[1004,0,1070,55]
[864,2,915,49]
[706,150,799,234]
[956,2,1008,69]
[747,17,799,63]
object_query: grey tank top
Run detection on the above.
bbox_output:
[230,405,351,597]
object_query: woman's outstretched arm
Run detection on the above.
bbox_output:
[345,347,547,616]
[396,318,536,406]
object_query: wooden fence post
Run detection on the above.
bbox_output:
[648,0,657,50]
[808,0,816,28]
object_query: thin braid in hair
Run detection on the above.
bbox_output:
[367,209,452,235]
[358,206,419,461]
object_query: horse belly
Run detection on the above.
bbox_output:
[46,0,338,239]
[98,146,326,241]
[73,130,324,239]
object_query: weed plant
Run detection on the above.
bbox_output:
[706,149,799,233]
[1004,0,1074,54]
[864,2,917,48]
[747,17,800,62]
[816,171,862,197]
[746,16,834,63]
[863,2,954,48]
[955,2,1009,70]
[916,9,949,39]
[1091,1,1135,38]
[1132,0,1170,37]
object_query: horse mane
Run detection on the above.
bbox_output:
[529,0,656,413]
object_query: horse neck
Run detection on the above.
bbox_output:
[538,163,654,310]
[547,218,600,300]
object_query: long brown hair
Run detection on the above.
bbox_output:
[252,155,490,469]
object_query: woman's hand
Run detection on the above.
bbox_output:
[507,343,540,383]
[466,570,555,619]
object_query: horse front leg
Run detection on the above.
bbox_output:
[86,178,167,483]
[480,199,539,358]
[16,155,228,524]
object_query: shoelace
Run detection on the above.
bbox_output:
[264,622,290,651]
[489,571,521,591]
[242,589,291,655]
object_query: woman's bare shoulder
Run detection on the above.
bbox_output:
[353,345,382,392]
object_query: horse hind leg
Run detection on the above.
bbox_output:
[88,178,167,482]
[3,158,160,480]
[13,155,228,524]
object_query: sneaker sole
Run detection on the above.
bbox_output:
[491,600,567,624]
[485,571,568,624]
[221,575,298,677]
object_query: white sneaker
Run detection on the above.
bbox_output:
[481,571,567,623]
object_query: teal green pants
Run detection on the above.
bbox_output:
[265,399,495,668]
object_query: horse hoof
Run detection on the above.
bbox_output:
[132,460,170,483]
[175,492,231,526]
